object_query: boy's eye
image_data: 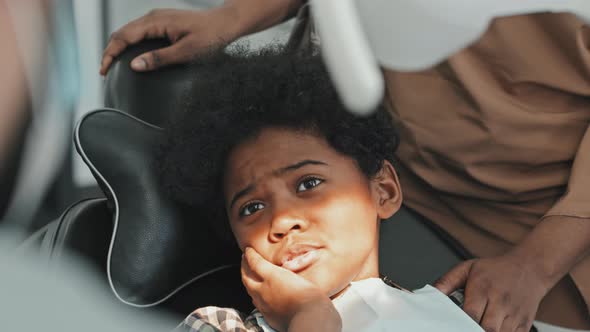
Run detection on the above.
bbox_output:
[239,202,265,217]
[297,177,323,193]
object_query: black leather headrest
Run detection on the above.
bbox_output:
[74,109,239,307]
[104,39,193,127]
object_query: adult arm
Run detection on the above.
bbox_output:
[435,125,590,332]
[100,0,304,74]
[527,124,590,289]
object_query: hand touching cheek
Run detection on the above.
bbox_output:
[241,247,341,332]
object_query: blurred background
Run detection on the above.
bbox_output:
[0,0,294,234]
[0,1,295,328]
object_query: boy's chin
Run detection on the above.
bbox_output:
[297,268,352,299]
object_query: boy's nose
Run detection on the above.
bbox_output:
[269,212,307,242]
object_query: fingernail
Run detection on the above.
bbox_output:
[131,58,147,70]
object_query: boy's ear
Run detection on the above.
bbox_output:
[371,160,402,220]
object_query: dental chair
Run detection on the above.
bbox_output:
[18,40,469,319]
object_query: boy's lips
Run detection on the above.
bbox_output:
[278,244,322,273]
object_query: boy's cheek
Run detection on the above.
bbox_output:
[235,238,249,252]
[240,241,277,266]
[230,224,253,251]
[234,223,269,247]
[234,234,265,258]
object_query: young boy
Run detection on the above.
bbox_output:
[159,47,483,332]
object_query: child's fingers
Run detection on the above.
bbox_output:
[241,274,259,296]
[241,249,267,280]
[241,251,261,279]
[241,254,262,291]
[244,247,275,279]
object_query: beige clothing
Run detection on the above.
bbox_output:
[385,13,590,328]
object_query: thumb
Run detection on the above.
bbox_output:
[433,259,475,295]
[130,43,188,72]
[244,247,275,279]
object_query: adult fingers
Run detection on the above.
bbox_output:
[480,307,505,332]
[500,315,525,332]
[513,314,534,332]
[129,30,235,71]
[463,280,489,324]
[101,39,129,76]
[464,297,488,325]
[100,13,165,75]
[129,40,193,71]
[497,299,533,332]
[514,320,534,332]
[433,259,475,295]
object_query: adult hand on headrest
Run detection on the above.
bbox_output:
[99,0,303,75]
[100,7,240,75]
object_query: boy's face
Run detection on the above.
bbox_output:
[223,127,401,297]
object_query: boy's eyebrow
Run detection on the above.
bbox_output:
[229,159,328,209]
[274,159,328,176]
[229,184,256,210]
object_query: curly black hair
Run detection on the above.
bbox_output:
[158,45,399,243]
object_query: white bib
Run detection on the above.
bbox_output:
[255,278,483,332]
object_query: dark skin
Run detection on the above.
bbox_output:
[223,127,402,332]
[432,114,590,331]
[103,3,590,330]
[99,0,302,74]
[434,215,590,331]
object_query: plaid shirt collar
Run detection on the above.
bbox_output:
[174,306,263,332]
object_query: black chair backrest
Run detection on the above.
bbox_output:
[74,109,248,312]
[104,39,194,127]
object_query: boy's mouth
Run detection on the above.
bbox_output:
[279,245,321,273]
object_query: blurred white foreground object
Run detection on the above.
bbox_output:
[311,0,590,115]
[0,230,176,332]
